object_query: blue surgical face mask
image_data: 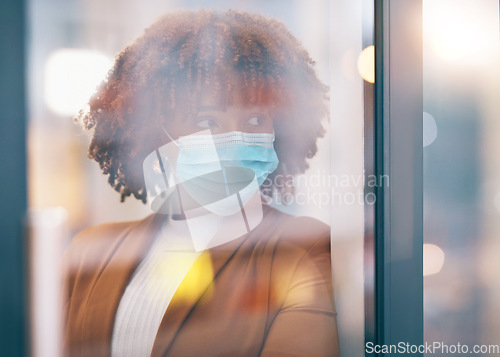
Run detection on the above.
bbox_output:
[176,131,279,186]
[142,130,274,249]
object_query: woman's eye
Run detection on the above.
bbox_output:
[195,117,219,129]
[246,116,262,127]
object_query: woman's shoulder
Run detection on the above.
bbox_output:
[64,215,156,267]
[262,206,331,252]
[70,218,142,249]
[258,208,334,307]
[73,220,136,241]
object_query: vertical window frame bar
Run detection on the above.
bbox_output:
[373,0,423,355]
[0,0,28,355]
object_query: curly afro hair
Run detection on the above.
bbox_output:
[77,9,329,203]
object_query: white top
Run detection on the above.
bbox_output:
[111,218,200,357]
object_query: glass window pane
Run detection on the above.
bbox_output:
[27,1,368,355]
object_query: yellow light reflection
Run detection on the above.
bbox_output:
[423,243,445,276]
[357,45,375,83]
[171,252,214,301]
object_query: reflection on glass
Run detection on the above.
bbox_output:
[60,10,338,357]
[28,0,367,356]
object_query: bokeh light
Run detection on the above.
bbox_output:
[357,45,375,83]
[423,111,438,147]
[425,0,499,64]
[44,49,112,117]
[423,243,445,276]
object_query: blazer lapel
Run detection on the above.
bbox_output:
[150,231,249,357]
[81,213,164,357]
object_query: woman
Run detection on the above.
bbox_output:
[64,9,339,357]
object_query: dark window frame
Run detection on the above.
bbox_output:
[368,0,424,356]
[0,0,28,355]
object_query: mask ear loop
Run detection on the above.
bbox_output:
[161,125,178,147]
[160,125,185,218]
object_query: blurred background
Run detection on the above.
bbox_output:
[422,0,500,355]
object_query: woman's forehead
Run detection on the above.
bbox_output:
[197,85,270,108]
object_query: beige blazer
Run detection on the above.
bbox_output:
[63,206,339,356]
